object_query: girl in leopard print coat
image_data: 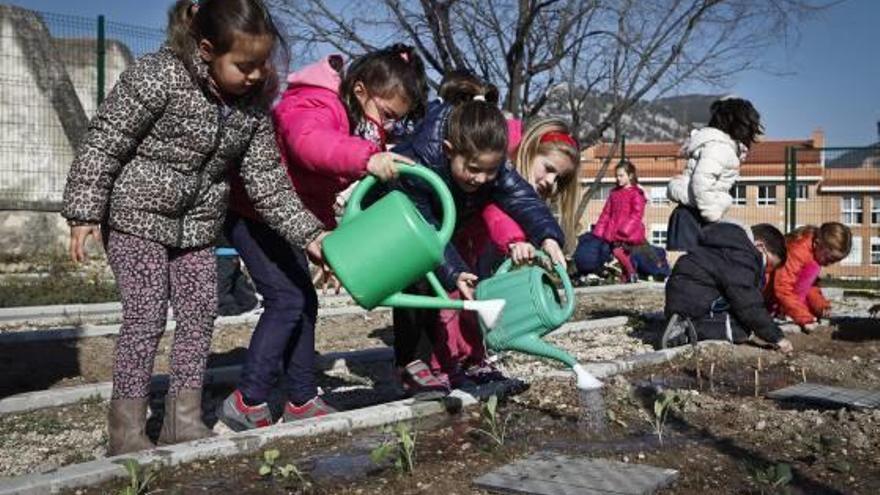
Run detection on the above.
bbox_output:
[61,0,325,455]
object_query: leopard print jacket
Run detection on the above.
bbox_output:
[62,47,322,249]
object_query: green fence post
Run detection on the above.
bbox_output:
[788,148,798,232]
[97,15,106,106]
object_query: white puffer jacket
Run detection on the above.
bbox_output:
[667,127,747,222]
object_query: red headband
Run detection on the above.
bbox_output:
[540,131,578,149]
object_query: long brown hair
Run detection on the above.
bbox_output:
[514,118,581,251]
[440,70,507,160]
[166,0,285,106]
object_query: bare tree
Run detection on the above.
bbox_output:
[272,0,830,233]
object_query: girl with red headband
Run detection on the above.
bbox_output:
[430,116,582,386]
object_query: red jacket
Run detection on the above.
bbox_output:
[769,231,830,325]
[592,185,647,244]
[229,56,380,228]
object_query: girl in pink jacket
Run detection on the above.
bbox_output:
[432,117,582,386]
[219,45,428,430]
[592,160,647,282]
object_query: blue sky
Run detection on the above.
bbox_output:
[10,0,879,145]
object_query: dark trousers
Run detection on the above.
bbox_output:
[225,212,318,405]
[693,307,749,344]
[666,205,704,252]
[392,280,437,368]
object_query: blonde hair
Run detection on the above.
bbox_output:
[789,222,852,263]
[514,118,581,251]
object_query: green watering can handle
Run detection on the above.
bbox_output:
[495,250,575,318]
[342,162,456,246]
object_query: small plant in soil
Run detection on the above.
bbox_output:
[370,422,417,474]
[118,459,158,495]
[748,461,793,495]
[645,390,685,445]
[473,394,514,449]
[258,449,310,489]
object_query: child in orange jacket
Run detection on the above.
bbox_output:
[768,222,852,332]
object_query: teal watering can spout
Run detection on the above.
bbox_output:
[476,251,603,389]
[322,163,507,330]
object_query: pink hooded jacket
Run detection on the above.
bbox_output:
[229,55,380,228]
[592,185,647,244]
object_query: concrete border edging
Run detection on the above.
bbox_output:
[0,281,665,329]
[537,340,729,382]
[0,382,514,495]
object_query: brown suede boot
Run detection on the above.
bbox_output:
[107,398,155,456]
[158,389,215,445]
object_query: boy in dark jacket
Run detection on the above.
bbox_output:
[661,223,793,354]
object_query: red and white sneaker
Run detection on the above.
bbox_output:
[217,389,274,431]
[399,360,450,401]
[282,396,337,422]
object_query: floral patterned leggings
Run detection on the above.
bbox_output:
[107,230,217,399]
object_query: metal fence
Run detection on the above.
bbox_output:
[0,5,163,210]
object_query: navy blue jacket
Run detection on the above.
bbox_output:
[665,222,783,343]
[390,100,564,290]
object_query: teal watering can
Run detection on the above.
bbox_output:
[322,164,506,329]
[475,251,601,390]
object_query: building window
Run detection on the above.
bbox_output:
[841,196,863,225]
[650,224,667,247]
[872,196,880,224]
[757,184,777,206]
[649,187,669,206]
[842,236,862,266]
[872,238,880,266]
[796,184,809,201]
[729,184,746,206]
[590,184,613,200]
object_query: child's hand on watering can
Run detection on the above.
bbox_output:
[367,152,413,181]
[456,272,479,300]
[306,231,341,295]
[541,238,566,266]
[508,242,535,265]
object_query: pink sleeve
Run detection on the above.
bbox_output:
[617,189,647,243]
[273,93,380,180]
[482,203,526,254]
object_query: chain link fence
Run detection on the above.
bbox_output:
[0,5,163,211]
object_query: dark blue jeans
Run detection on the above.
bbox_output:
[225,212,318,406]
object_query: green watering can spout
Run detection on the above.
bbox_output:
[477,250,602,387]
[322,163,507,325]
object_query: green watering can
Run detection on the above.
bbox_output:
[322,164,506,329]
[475,251,602,390]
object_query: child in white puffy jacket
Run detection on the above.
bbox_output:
[666,98,762,251]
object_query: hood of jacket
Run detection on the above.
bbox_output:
[286,55,343,94]
[683,127,747,161]
[698,221,757,256]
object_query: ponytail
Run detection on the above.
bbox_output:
[441,70,507,159]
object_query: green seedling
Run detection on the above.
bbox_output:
[749,462,793,494]
[473,394,514,449]
[646,391,685,445]
[370,422,417,474]
[258,449,310,488]
[118,459,158,495]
